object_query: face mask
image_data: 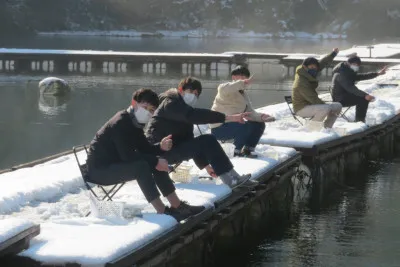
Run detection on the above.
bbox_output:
[350,65,359,72]
[134,106,152,124]
[183,93,198,106]
[307,69,318,78]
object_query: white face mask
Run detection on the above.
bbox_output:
[350,65,360,72]
[134,106,152,124]
[183,93,198,106]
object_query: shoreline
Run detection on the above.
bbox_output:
[37,29,348,40]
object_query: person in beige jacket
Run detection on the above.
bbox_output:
[210,66,274,158]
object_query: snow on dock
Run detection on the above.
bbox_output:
[0,143,296,265]
[338,44,400,58]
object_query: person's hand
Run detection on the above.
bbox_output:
[378,66,388,76]
[156,158,169,172]
[333,48,339,54]
[244,75,254,85]
[261,113,275,122]
[205,165,217,178]
[365,95,376,102]
[160,135,173,151]
[226,112,252,124]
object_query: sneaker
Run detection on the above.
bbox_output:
[164,206,191,222]
[164,202,205,222]
[234,148,258,158]
[230,174,256,189]
[179,201,206,215]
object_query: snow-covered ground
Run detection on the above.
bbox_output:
[1,65,400,266]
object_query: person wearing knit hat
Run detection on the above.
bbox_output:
[331,55,388,122]
[291,48,343,128]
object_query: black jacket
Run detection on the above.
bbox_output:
[87,110,161,170]
[145,89,226,168]
[332,62,378,102]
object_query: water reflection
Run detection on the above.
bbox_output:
[38,93,70,117]
[248,161,400,267]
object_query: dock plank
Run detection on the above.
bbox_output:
[0,225,40,258]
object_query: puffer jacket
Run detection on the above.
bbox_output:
[331,62,378,102]
[145,88,226,169]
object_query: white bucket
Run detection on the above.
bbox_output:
[170,163,193,183]
[305,120,324,132]
[220,142,235,158]
[89,194,125,218]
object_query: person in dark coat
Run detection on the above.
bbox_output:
[332,56,387,122]
[86,88,205,222]
[145,77,256,189]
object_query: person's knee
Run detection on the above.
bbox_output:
[330,102,342,113]
[198,134,219,145]
[134,161,152,177]
[255,121,266,131]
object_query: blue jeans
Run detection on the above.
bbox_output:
[211,121,266,151]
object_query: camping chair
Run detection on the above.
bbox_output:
[328,86,351,122]
[284,96,307,126]
[73,145,126,213]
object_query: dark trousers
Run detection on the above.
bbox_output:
[339,94,370,122]
[87,161,175,203]
[162,134,233,176]
[211,121,265,151]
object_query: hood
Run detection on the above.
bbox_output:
[159,88,181,103]
[296,65,317,82]
[332,62,354,75]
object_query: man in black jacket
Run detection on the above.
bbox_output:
[86,88,205,222]
[146,77,256,189]
[332,56,387,122]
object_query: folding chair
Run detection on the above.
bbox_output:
[73,145,126,216]
[284,96,306,126]
[328,86,351,122]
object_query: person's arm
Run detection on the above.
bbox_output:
[163,98,226,124]
[296,78,325,105]
[318,50,338,71]
[336,73,368,98]
[111,122,158,168]
[218,80,246,94]
[355,72,378,81]
[134,128,163,155]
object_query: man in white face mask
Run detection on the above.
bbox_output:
[332,55,387,122]
[86,88,206,222]
[146,77,258,189]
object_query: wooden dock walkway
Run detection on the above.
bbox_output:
[1,46,400,76]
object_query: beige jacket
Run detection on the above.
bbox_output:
[210,80,263,128]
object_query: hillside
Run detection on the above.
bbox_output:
[1,0,399,39]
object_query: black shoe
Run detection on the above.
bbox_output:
[179,201,206,215]
[164,206,191,222]
[234,148,258,159]
[164,202,205,222]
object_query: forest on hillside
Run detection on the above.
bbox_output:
[1,0,399,39]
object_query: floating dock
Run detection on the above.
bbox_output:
[1,44,400,76]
